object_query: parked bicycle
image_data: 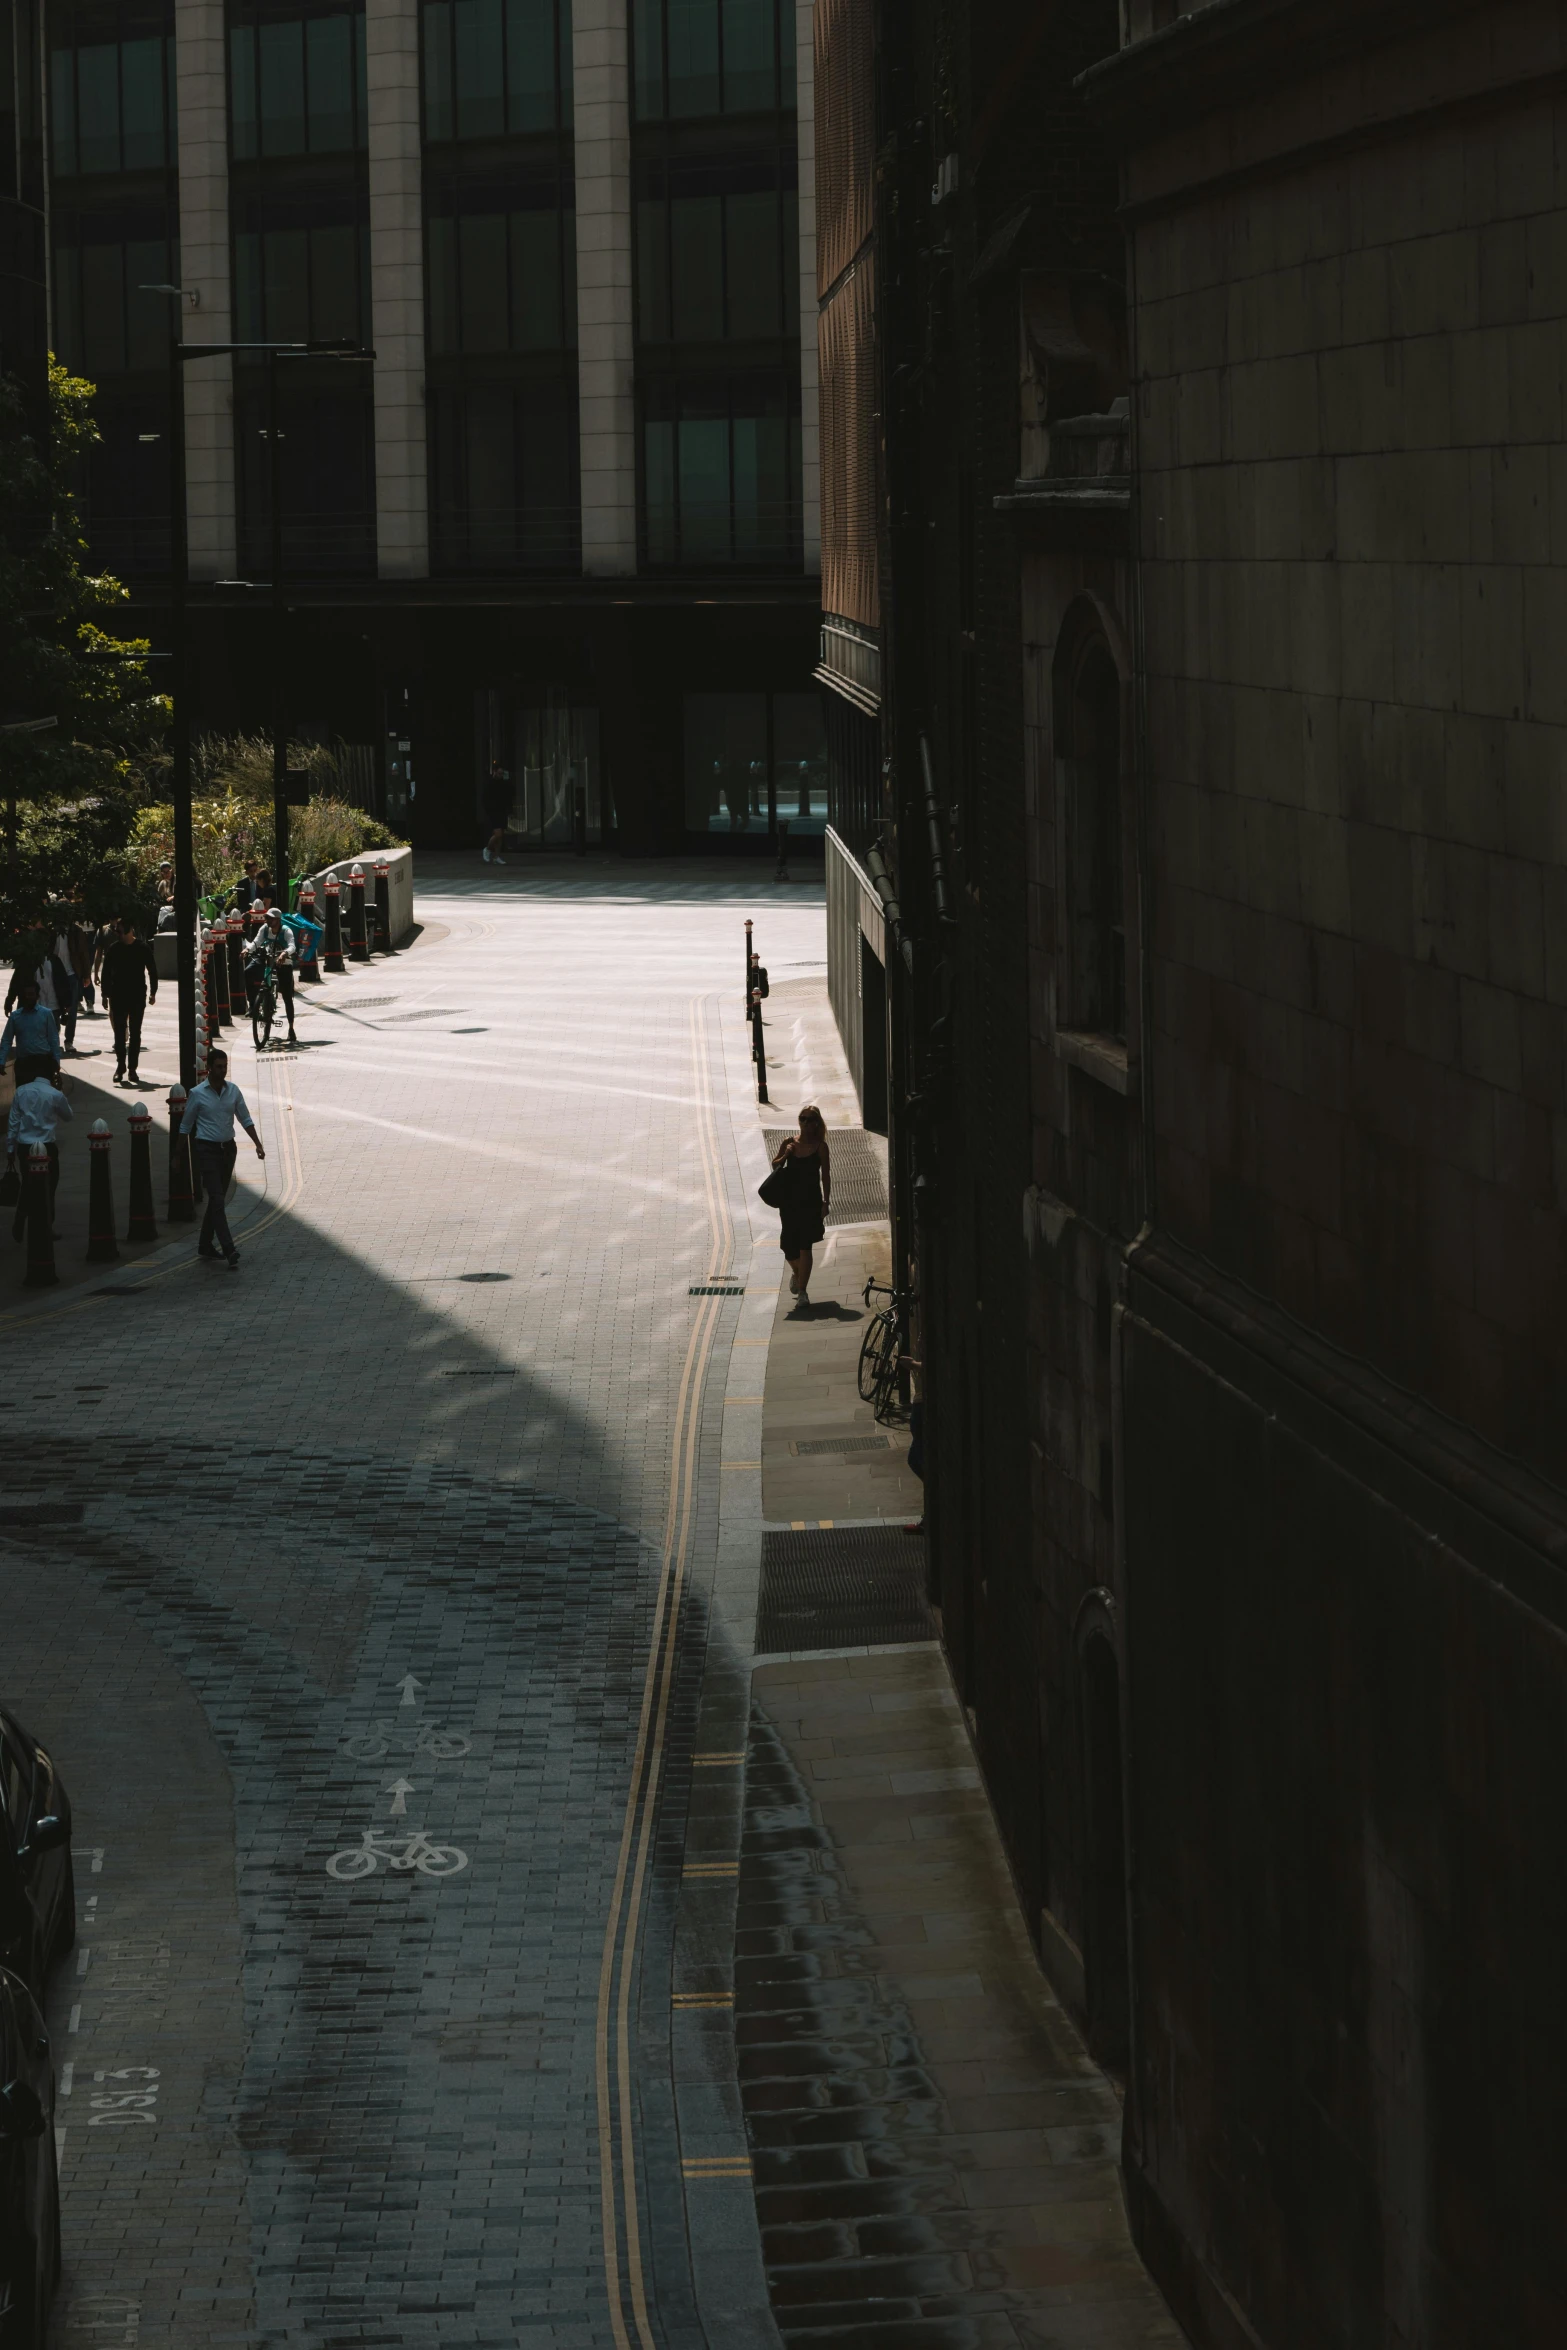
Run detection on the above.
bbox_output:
[859,1278,916,1424]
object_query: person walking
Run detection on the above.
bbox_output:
[0,978,62,1083]
[234,859,262,909]
[99,916,159,1086]
[65,916,99,1023]
[769,1104,831,1300]
[6,1065,71,1243]
[244,903,297,1041]
[178,1048,264,1269]
[482,760,511,865]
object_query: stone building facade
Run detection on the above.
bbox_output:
[1081,1,1567,2342]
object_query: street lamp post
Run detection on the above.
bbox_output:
[139,289,371,1078]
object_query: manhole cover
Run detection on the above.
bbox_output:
[788,1434,891,1456]
[762,1128,888,1225]
[755,1525,932,1654]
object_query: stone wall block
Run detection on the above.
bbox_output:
[1458,975,1524,1091]
[1506,318,1565,442]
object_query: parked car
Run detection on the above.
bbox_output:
[0,1714,73,1997]
[0,1965,57,2349]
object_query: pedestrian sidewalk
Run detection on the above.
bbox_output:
[734,967,1184,2346]
[751,975,923,1528]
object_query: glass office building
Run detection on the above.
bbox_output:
[9,0,823,851]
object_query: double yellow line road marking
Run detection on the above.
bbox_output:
[594,993,740,2349]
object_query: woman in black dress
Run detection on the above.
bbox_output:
[772,1105,831,1298]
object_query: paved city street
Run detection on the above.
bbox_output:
[0,862,1172,2350]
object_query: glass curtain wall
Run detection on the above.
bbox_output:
[422,0,579,573]
[48,0,177,572]
[478,687,606,845]
[683,689,825,837]
[630,0,801,569]
[228,0,375,575]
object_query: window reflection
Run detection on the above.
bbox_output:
[229,7,367,160]
[478,691,607,844]
[633,0,787,120]
[422,0,573,142]
[683,691,827,837]
[50,31,173,177]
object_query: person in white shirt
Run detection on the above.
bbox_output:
[6,1069,71,1243]
[178,1048,265,1268]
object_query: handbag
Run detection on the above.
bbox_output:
[0,1168,19,1206]
[757,1162,790,1208]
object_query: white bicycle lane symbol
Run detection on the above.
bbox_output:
[326,1827,470,1880]
[341,1722,472,1761]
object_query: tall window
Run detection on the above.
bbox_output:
[48,3,176,574]
[50,27,174,175]
[229,8,367,158]
[635,160,796,343]
[422,0,572,141]
[642,372,796,566]
[229,2,374,574]
[1061,633,1126,1043]
[421,0,579,571]
[633,0,788,119]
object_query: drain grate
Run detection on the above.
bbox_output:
[762,1127,888,1226]
[788,1434,892,1457]
[690,1283,745,1296]
[755,1525,932,1653]
[378,1008,463,1023]
[0,1501,85,1528]
[440,1367,518,1378]
[94,1284,149,1296]
[334,994,396,1008]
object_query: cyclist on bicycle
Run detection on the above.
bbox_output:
[244,903,297,1043]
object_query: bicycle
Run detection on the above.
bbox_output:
[858,1279,916,1424]
[249,956,278,1049]
[326,1827,469,1880]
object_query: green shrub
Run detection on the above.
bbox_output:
[129,787,404,899]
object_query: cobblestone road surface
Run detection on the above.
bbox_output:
[0,863,820,2350]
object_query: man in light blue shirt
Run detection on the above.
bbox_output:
[6,1068,71,1242]
[0,979,62,1081]
[178,1048,265,1269]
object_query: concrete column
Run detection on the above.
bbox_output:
[173,0,236,579]
[795,0,819,575]
[366,0,429,578]
[571,0,636,574]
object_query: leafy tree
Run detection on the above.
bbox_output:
[0,360,167,968]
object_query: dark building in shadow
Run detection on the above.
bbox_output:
[820,0,1567,2344]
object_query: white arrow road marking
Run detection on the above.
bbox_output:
[397,1675,425,1708]
[385,1778,416,1816]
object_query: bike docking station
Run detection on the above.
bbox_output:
[326,1672,473,1883]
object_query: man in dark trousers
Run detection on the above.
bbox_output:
[178,1047,265,1268]
[99,916,159,1086]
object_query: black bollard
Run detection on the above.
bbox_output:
[205,931,224,1036]
[324,874,345,972]
[167,1086,196,1222]
[227,911,246,1011]
[743,918,753,1020]
[750,988,770,1106]
[348,862,369,960]
[23,1145,56,1287]
[211,921,232,1026]
[85,1119,118,1263]
[126,1104,157,1241]
[373,859,391,954]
